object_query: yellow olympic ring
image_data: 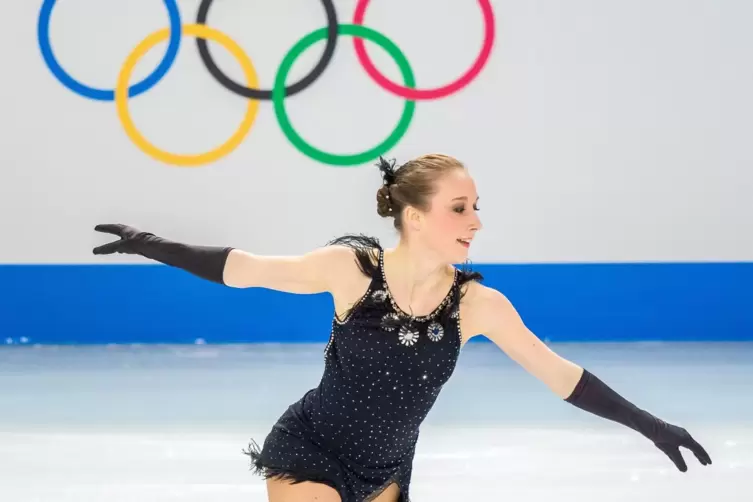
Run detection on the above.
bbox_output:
[115,24,259,167]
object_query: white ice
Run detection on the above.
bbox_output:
[1,342,750,501]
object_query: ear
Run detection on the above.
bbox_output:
[404,205,423,231]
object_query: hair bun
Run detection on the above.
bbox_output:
[376,185,393,218]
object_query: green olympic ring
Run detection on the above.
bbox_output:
[274,24,416,167]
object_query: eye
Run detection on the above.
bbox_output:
[453,201,480,213]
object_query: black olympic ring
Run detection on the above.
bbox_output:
[195,0,338,100]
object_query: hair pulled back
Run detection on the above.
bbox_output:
[375,154,465,231]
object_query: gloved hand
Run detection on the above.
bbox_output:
[651,420,712,472]
[565,369,712,472]
[93,224,152,255]
[93,223,232,284]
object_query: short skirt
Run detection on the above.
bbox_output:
[243,401,413,502]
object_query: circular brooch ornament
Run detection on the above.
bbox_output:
[381,312,400,331]
[427,322,444,342]
[398,325,419,346]
[371,289,387,302]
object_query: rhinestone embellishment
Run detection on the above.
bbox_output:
[371,290,387,302]
[427,322,444,342]
[398,325,419,346]
[381,312,400,331]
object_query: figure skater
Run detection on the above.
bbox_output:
[93,154,711,502]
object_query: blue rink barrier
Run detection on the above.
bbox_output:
[0,262,751,345]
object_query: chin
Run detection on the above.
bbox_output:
[446,244,470,264]
[427,239,471,264]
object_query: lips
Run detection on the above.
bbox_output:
[457,238,471,248]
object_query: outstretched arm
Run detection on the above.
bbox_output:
[92,223,351,294]
[469,284,712,472]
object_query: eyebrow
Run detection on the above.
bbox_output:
[451,196,480,201]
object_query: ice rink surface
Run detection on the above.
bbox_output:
[1,341,751,501]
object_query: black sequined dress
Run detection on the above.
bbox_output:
[244,236,481,502]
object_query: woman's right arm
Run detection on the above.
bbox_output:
[92,223,356,295]
[222,246,357,294]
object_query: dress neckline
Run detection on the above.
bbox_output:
[377,248,458,322]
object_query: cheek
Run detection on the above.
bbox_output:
[428,214,461,242]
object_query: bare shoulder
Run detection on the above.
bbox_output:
[324,234,382,279]
[458,281,518,342]
[324,241,380,319]
[321,243,378,282]
[463,281,511,309]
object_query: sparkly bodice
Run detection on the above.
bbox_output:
[298,242,468,466]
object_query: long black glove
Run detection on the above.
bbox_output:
[93,224,233,285]
[566,369,712,472]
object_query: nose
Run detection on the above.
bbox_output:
[469,212,482,232]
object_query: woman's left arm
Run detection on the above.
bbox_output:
[468,284,712,473]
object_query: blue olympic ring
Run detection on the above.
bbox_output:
[37,0,182,101]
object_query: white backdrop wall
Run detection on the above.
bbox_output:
[1,0,751,265]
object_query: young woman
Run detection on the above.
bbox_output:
[93,154,711,502]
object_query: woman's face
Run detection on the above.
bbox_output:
[409,169,482,263]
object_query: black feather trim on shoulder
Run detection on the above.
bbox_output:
[437,260,483,325]
[325,234,382,278]
[456,260,484,288]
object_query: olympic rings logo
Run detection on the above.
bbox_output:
[37,0,495,168]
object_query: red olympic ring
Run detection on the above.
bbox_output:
[352,0,496,101]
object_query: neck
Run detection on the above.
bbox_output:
[386,238,449,290]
